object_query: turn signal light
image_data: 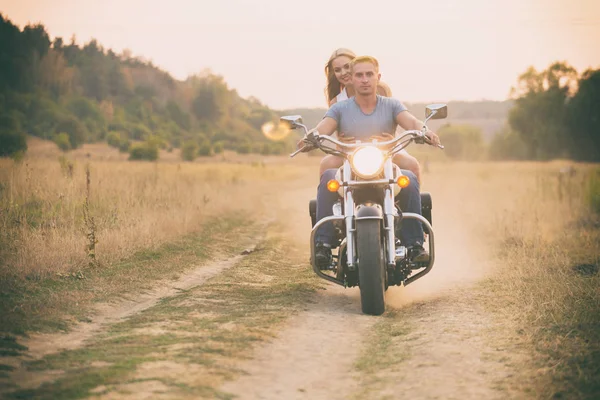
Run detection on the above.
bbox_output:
[327,179,340,192]
[397,175,411,188]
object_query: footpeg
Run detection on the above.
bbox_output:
[394,245,407,261]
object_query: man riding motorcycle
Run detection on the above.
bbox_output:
[297,55,441,269]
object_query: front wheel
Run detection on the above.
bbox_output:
[356,219,386,315]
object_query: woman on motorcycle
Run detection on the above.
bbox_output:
[319,48,422,182]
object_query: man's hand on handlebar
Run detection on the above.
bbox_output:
[295,138,313,153]
[296,129,320,153]
[424,129,441,146]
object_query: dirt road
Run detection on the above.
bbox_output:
[222,173,521,400]
[2,169,527,399]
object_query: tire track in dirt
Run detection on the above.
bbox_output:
[0,241,263,393]
[26,254,256,358]
[368,294,522,400]
[221,289,374,400]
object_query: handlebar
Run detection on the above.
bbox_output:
[290,128,443,158]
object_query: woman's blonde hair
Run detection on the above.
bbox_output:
[324,48,356,104]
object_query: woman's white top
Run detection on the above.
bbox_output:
[335,87,349,103]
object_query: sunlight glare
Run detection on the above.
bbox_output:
[261,121,291,141]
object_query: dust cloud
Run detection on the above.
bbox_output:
[386,165,498,307]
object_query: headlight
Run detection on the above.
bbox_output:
[351,147,384,178]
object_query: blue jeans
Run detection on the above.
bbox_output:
[315,169,424,247]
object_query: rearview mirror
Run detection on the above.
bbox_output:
[280,115,303,129]
[425,104,448,120]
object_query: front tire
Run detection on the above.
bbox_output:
[357,219,386,315]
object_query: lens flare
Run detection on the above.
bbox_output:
[261,121,291,141]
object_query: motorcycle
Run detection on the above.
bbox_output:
[281,104,447,315]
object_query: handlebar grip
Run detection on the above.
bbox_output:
[289,142,317,157]
[422,135,444,150]
[289,148,304,158]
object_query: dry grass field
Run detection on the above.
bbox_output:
[478,164,600,398]
[0,138,302,280]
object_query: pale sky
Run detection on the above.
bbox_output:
[1,0,599,109]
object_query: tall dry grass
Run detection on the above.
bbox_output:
[0,148,302,280]
[473,162,600,398]
[413,160,599,397]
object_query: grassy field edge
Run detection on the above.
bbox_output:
[0,214,259,337]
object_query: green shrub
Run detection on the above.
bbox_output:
[181,140,199,161]
[0,113,27,157]
[197,142,213,157]
[106,131,130,153]
[108,120,127,132]
[0,131,27,157]
[438,124,485,160]
[11,150,26,163]
[586,169,600,215]
[237,143,250,154]
[128,142,158,161]
[118,139,130,153]
[129,124,151,141]
[55,116,88,148]
[106,131,121,147]
[213,142,224,154]
[147,135,167,150]
[53,132,71,151]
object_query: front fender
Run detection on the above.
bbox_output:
[355,204,383,220]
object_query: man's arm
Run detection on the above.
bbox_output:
[315,116,338,136]
[296,116,338,151]
[396,111,441,146]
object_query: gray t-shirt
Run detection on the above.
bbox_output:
[324,95,408,140]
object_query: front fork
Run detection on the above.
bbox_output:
[343,161,356,270]
[382,160,396,269]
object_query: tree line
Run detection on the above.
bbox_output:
[489,62,599,162]
[0,14,293,160]
[0,13,597,162]
[407,62,599,162]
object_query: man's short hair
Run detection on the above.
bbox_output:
[350,56,380,72]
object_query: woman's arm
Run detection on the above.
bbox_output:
[377,81,393,97]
